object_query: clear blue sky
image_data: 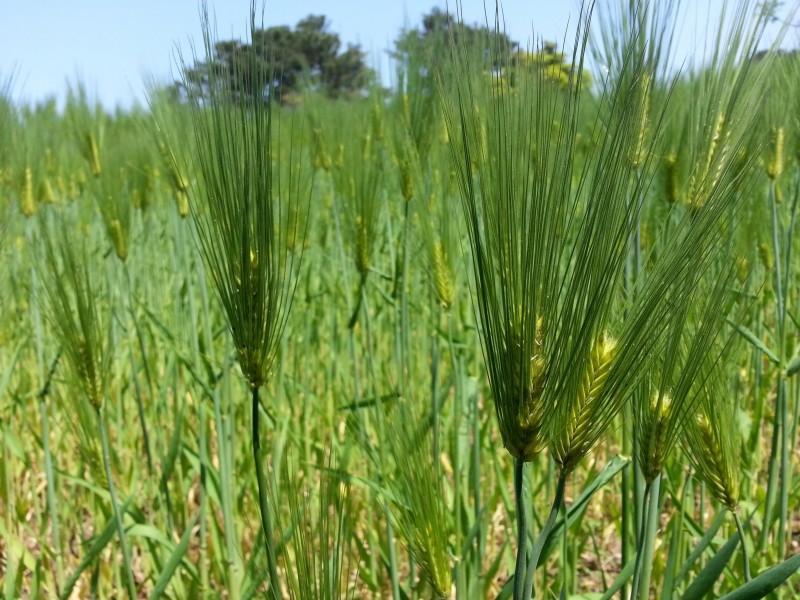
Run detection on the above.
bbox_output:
[0,1,794,110]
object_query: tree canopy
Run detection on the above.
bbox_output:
[394,7,518,74]
[394,8,589,93]
[181,15,374,104]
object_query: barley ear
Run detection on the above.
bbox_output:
[552,332,617,474]
[36,206,110,416]
[688,412,739,509]
[21,166,35,217]
[682,357,741,511]
[764,126,784,181]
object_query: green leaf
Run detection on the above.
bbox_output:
[126,523,177,547]
[784,354,800,377]
[727,319,780,365]
[148,511,200,599]
[485,539,509,598]
[681,525,742,600]
[598,559,636,600]
[60,498,132,600]
[716,553,800,600]
[495,576,514,600]
[159,401,185,487]
[0,341,23,400]
[675,509,728,585]
[3,428,29,466]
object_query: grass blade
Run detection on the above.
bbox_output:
[59,498,133,600]
[680,526,742,600]
[716,553,800,600]
[726,319,780,365]
[148,511,200,599]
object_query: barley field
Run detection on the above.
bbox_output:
[1,1,800,598]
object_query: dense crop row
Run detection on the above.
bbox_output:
[1,1,800,598]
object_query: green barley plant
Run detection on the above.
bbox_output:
[683,353,751,581]
[150,87,195,218]
[630,266,739,599]
[382,398,453,598]
[0,72,15,180]
[35,207,137,599]
[8,1,800,597]
[441,3,669,597]
[176,4,311,596]
[752,51,800,561]
[420,163,459,314]
[65,83,105,179]
[0,74,14,241]
[281,453,358,600]
[89,143,133,262]
[329,97,386,328]
[441,1,788,598]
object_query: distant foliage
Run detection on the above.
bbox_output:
[394,8,588,95]
[180,14,374,104]
[510,42,593,90]
[394,7,517,74]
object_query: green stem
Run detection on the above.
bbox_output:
[631,474,661,600]
[180,213,209,598]
[471,386,484,596]
[397,196,412,381]
[359,278,400,598]
[386,517,401,600]
[621,404,633,600]
[347,272,367,330]
[431,310,441,468]
[448,312,467,598]
[769,182,785,334]
[123,265,154,476]
[524,470,567,599]
[252,385,280,599]
[197,389,209,599]
[513,458,527,600]
[38,352,63,590]
[761,402,781,552]
[197,255,241,597]
[97,409,137,600]
[733,510,751,581]
[39,396,63,586]
[214,383,241,596]
[762,180,787,554]
[778,377,789,558]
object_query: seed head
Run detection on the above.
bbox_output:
[552,332,617,473]
[108,218,128,261]
[689,412,738,509]
[85,132,102,177]
[765,126,784,180]
[431,240,455,310]
[638,392,672,482]
[21,167,35,217]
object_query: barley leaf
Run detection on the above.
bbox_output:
[148,511,201,599]
[726,318,780,365]
[59,498,133,600]
[784,353,800,377]
[681,526,742,600]
[598,559,636,600]
[716,552,800,600]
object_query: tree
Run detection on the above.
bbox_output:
[394,7,518,75]
[393,7,589,94]
[181,15,374,104]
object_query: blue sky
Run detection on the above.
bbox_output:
[0,1,794,110]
